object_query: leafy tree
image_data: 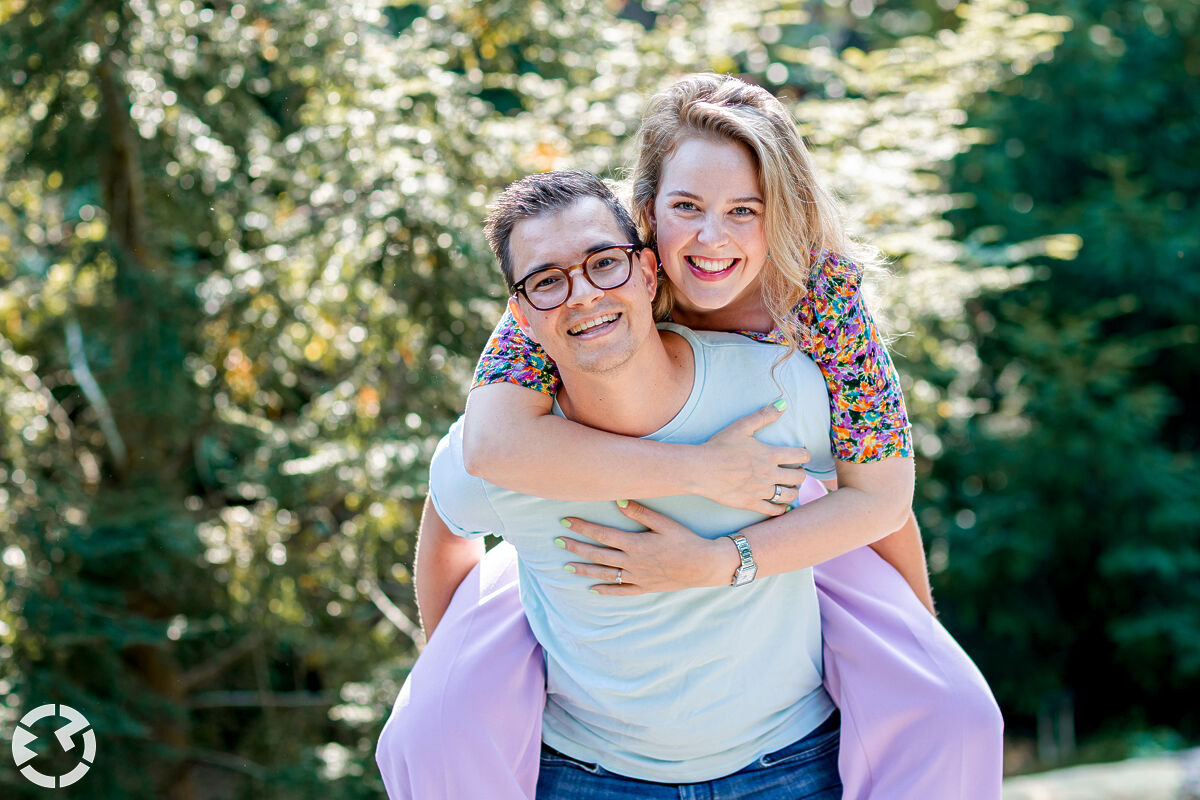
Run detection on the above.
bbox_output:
[0,0,1082,795]
[929,0,1200,752]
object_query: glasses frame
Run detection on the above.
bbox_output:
[509,243,644,311]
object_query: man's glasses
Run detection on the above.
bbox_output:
[509,244,643,311]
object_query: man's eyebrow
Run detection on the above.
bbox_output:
[526,241,623,273]
[665,189,764,205]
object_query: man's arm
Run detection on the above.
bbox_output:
[414,495,484,639]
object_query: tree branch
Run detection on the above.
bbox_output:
[362,576,425,648]
[179,633,261,693]
[188,691,336,709]
[65,318,127,471]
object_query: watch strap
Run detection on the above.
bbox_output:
[726,534,757,586]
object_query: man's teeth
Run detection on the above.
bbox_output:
[569,314,619,335]
[689,256,736,273]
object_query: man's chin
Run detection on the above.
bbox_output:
[556,343,640,376]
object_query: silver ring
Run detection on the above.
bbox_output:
[769,484,784,504]
[615,569,623,585]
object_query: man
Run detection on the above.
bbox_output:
[385,170,843,798]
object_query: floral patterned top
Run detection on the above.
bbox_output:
[472,251,912,463]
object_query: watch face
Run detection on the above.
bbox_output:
[733,565,758,586]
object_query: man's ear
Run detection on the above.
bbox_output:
[637,247,659,299]
[508,296,539,343]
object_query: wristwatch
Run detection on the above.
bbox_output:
[726,534,758,587]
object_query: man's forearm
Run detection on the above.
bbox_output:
[414,496,484,638]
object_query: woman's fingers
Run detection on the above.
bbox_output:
[773,446,811,467]
[614,499,679,532]
[560,516,639,548]
[557,535,627,566]
[564,561,624,582]
[754,500,786,517]
[590,582,644,596]
[726,401,786,436]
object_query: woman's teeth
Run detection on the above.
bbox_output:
[688,256,737,273]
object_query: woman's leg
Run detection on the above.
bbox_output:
[376,542,546,800]
[815,547,1004,800]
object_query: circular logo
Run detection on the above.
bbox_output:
[11,704,96,789]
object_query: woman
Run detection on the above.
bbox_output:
[378,74,1002,799]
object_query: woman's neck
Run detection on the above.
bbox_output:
[670,292,774,334]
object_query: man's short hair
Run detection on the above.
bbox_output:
[484,170,641,286]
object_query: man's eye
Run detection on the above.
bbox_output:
[591,257,619,270]
[531,274,563,292]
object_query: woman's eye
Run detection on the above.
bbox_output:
[731,206,756,217]
[673,201,698,212]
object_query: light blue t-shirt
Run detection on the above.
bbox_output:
[429,324,838,783]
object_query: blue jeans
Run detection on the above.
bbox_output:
[536,712,842,799]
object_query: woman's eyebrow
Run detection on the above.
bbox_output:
[665,189,763,204]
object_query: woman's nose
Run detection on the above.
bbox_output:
[697,213,728,247]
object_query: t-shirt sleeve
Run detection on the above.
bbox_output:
[428,418,503,539]
[470,308,562,395]
[796,252,914,463]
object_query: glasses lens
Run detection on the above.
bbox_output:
[585,247,632,289]
[525,268,570,310]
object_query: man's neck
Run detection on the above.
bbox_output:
[556,330,694,438]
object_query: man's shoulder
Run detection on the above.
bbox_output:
[664,324,823,380]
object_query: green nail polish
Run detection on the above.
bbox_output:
[589,589,599,594]
[560,518,572,528]
[554,537,566,548]
[772,398,787,411]
[616,499,629,509]
[563,564,576,573]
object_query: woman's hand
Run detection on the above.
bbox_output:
[556,501,741,596]
[689,402,809,515]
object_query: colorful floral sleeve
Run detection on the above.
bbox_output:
[789,251,913,463]
[471,307,560,395]
[737,252,913,461]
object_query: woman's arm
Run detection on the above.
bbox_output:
[556,455,915,594]
[414,496,484,638]
[463,382,814,517]
[868,510,935,614]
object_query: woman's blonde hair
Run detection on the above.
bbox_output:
[631,73,876,353]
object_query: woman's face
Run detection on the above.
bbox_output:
[650,137,768,320]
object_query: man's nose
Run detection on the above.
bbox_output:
[563,266,604,306]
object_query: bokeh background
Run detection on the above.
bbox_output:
[0,0,1197,797]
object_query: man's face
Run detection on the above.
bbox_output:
[507,197,658,377]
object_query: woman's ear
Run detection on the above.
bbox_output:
[508,296,539,343]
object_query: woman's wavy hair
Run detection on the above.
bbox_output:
[630,73,879,354]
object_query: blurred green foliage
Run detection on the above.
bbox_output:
[926,0,1200,747]
[0,0,1192,796]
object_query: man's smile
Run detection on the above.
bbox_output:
[567,312,622,336]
